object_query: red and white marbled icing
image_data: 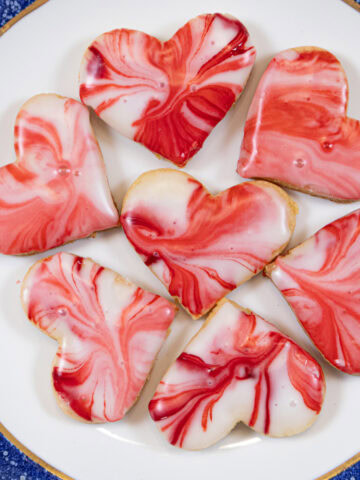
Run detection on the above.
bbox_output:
[149,299,325,449]
[121,169,296,318]
[21,252,176,422]
[79,13,256,167]
[238,47,360,201]
[0,94,119,255]
[267,209,360,375]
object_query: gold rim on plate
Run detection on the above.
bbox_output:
[0,0,359,479]
[0,0,49,36]
[0,423,73,479]
[1,421,359,480]
[317,452,360,480]
[342,0,360,12]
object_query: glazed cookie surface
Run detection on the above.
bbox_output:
[238,47,360,202]
[121,169,297,318]
[149,299,325,450]
[266,209,360,375]
[79,13,256,167]
[0,94,119,255]
[21,252,176,422]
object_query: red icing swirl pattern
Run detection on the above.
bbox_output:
[79,13,256,166]
[21,252,176,422]
[0,94,119,255]
[267,209,360,374]
[149,300,325,449]
[121,169,296,318]
[238,47,360,201]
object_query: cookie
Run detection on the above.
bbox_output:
[21,252,176,422]
[121,169,297,319]
[0,94,119,255]
[79,13,256,167]
[238,47,360,202]
[266,209,360,375]
[149,298,325,449]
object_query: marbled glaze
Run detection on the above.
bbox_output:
[0,94,119,255]
[121,169,297,318]
[79,13,256,167]
[238,47,360,201]
[149,299,325,449]
[267,210,360,375]
[21,252,176,422]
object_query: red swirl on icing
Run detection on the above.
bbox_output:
[0,95,119,255]
[238,47,360,201]
[80,13,256,166]
[149,306,324,447]
[23,252,175,422]
[269,210,360,374]
[121,175,294,317]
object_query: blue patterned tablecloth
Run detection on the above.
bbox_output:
[0,434,59,480]
[0,0,39,28]
[0,0,359,479]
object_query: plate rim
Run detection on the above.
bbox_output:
[1,421,359,480]
[0,422,72,479]
[341,0,360,12]
[0,0,49,36]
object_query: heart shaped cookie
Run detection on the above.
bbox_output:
[149,299,325,449]
[121,169,297,318]
[238,47,360,202]
[266,209,360,375]
[79,13,256,167]
[0,94,119,255]
[21,252,176,422]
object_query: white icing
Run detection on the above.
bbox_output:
[122,170,295,317]
[22,252,175,422]
[150,300,324,449]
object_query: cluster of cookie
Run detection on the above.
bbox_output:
[2,13,359,450]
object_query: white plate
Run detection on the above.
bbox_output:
[0,0,359,479]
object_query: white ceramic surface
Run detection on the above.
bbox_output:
[0,0,359,479]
